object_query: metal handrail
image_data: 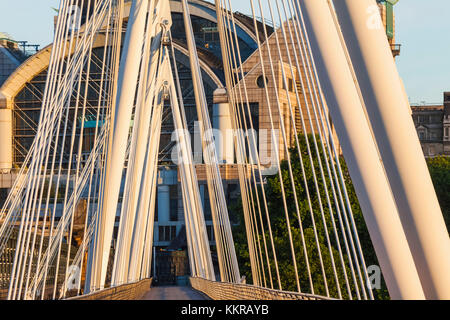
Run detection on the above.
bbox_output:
[190,277,332,300]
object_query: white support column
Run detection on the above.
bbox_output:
[86,0,149,292]
[128,96,163,282]
[142,169,158,279]
[164,53,216,280]
[299,0,424,299]
[213,89,234,164]
[112,0,164,285]
[333,0,450,299]
[181,0,240,283]
[0,108,12,174]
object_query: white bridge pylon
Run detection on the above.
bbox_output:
[0,0,449,301]
[87,0,239,291]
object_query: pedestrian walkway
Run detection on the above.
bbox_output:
[141,286,209,300]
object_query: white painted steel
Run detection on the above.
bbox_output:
[0,108,12,173]
[212,101,235,164]
[164,55,216,280]
[332,0,450,299]
[299,0,425,300]
[87,0,149,292]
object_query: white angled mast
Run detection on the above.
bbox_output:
[298,0,424,299]
[112,0,164,286]
[332,0,450,300]
[2,0,449,301]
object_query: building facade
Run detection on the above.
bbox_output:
[411,92,450,157]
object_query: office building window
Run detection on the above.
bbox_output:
[170,185,178,221]
[282,77,295,92]
[206,225,215,242]
[418,131,425,140]
[203,185,212,221]
[158,226,177,242]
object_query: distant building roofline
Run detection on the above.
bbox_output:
[0,32,14,41]
[410,104,444,111]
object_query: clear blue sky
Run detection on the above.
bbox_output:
[394,0,450,104]
[0,0,448,104]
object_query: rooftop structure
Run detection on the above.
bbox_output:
[377,0,401,57]
[410,92,450,157]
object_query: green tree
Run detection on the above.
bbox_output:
[233,134,389,299]
[426,156,450,231]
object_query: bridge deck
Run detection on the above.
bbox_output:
[141,286,209,300]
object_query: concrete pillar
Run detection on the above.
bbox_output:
[299,0,424,299]
[212,88,234,164]
[0,108,12,173]
[333,0,450,299]
[157,185,170,224]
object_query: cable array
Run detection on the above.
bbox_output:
[214,0,374,299]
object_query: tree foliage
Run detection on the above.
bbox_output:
[233,136,450,300]
[426,156,450,231]
[233,134,390,299]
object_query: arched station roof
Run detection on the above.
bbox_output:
[0,0,260,109]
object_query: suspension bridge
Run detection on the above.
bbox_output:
[0,0,449,301]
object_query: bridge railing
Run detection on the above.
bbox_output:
[67,278,152,300]
[190,277,331,300]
